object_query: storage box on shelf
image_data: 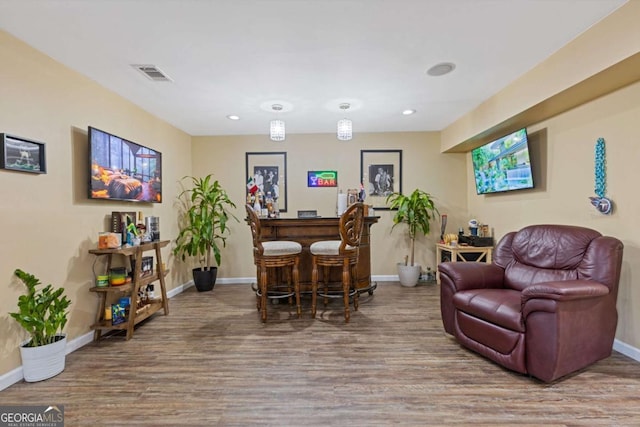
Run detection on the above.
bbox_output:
[88,240,169,341]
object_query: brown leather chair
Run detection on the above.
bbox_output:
[438,224,623,382]
[310,202,365,322]
[246,205,302,322]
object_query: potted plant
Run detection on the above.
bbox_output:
[386,188,439,287]
[9,269,71,382]
[174,174,238,292]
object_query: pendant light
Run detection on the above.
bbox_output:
[337,103,352,141]
[269,104,285,141]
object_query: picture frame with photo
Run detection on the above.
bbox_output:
[360,149,402,210]
[245,152,287,212]
[1,133,46,174]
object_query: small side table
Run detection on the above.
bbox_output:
[436,243,494,285]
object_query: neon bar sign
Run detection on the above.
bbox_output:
[307,170,338,187]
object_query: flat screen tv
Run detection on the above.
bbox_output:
[471,128,534,195]
[88,126,162,203]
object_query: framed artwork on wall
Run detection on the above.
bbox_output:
[360,149,402,210]
[245,151,288,212]
[1,133,46,174]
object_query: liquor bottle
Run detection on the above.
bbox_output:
[258,191,266,217]
[265,192,274,217]
[253,193,261,216]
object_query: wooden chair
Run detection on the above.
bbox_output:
[310,202,365,322]
[246,205,302,322]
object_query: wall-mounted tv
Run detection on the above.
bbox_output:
[471,128,534,195]
[88,126,162,203]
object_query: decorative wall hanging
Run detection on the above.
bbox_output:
[589,137,612,214]
[245,152,287,212]
[1,133,46,174]
[307,171,337,187]
[360,149,402,210]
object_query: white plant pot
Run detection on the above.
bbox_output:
[397,263,421,287]
[20,334,67,382]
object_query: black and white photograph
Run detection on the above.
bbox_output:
[245,152,287,212]
[369,164,395,196]
[360,149,402,209]
[252,166,280,200]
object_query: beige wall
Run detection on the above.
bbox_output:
[192,133,467,280]
[463,81,640,348]
[0,31,192,376]
[443,1,640,350]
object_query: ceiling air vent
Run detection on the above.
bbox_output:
[132,64,172,82]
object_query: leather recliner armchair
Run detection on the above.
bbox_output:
[438,224,623,382]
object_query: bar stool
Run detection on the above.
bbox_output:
[310,202,365,322]
[245,205,302,322]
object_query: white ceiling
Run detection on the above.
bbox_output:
[0,0,627,137]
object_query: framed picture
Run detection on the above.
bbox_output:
[245,152,288,212]
[1,133,46,174]
[360,149,402,210]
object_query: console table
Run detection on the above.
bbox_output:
[436,243,493,285]
[255,216,379,293]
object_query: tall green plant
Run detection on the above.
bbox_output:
[10,269,71,347]
[386,189,439,266]
[174,174,238,270]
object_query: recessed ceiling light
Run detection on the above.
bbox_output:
[426,62,456,77]
[226,115,240,120]
[402,109,416,115]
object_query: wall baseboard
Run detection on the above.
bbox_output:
[216,277,256,285]
[167,280,193,297]
[3,277,638,391]
[216,275,405,284]
[0,367,23,392]
[613,339,640,362]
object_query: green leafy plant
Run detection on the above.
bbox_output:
[386,188,439,266]
[9,269,71,347]
[174,174,238,270]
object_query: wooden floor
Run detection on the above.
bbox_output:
[2,282,640,426]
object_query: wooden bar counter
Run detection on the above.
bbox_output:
[257,216,379,292]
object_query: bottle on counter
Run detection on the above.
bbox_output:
[253,192,261,216]
[265,192,274,218]
[258,191,268,217]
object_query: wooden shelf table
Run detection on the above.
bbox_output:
[89,240,169,341]
[436,243,494,285]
